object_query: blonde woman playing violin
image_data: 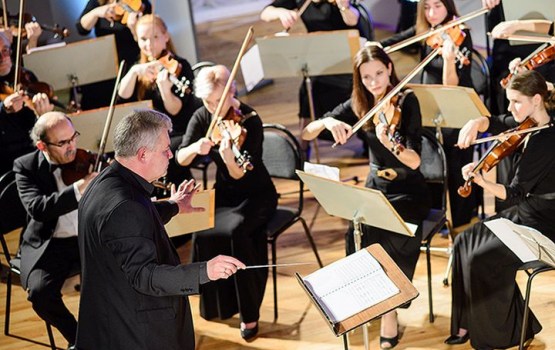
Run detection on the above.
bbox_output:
[119,14,202,185]
[303,45,430,350]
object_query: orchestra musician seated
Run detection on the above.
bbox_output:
[14,111,98,350]
[0,31,53,176]
[176,65,277,341]
[446,70,555,349]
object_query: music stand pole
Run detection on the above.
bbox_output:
[302,65,320,163]
[351,212,370,350]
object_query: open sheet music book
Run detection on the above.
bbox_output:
[296,244,418,336]
[303,249,399,323]
[485,218,555,267]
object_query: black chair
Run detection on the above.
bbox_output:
[469,48,491,110]
[261,123,323,320]
[518,261,555,350]
[419,129,453,323]
[0,171,58,349]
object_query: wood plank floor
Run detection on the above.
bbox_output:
[2,12,555,350]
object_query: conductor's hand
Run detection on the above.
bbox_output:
[206,255,246,281]
[457,117,489,149]
[277,8,299,29]
[169,179,205,214]
[322,117,352,145]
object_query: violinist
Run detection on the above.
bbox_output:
[76,0,152,109]
[302,45,430,350]
[118,14,201,186]
[176,65,277,341]
[0,31,53,175]
[260,0,363,156]
[13,111,98,350]
[446,70,555,349]
[382,0,479,228]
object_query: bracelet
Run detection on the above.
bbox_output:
[339,5,348,12]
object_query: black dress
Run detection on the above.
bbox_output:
[178,103,278,323]
[450,114,555,349]
[76,0,152,110]
[320,91,431,281]
[0,68,37,176]
[267,0,361,120]
[381,27,479,228]
[122,55,203,185]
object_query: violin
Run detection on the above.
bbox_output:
[373,89,405,155]
[60,149,100,186]
[151,51,191,97]
[1,9,69,38]
[425,25,471,68]
[457,117,537,198]
[500,44,555,88]
[208,106,253,172]
[113,0,144,25]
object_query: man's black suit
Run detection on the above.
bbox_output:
[14,150,80,344]
[77,161,209,350]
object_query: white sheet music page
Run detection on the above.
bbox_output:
[303,249,400,323]
[485,218,555,267]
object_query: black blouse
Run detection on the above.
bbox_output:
[178,103,277,204]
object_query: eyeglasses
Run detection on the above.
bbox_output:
[44,131,80,148]
[0,47,12,58]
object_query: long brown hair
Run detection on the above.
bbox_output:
[509,70,555,111]
[351,44,400,121]
[135,14,177,100]
[415,0,460,34]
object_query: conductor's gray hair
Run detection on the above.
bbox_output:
[114,109,172,158]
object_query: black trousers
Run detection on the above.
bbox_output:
[26,237,80,344]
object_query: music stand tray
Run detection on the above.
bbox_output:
[23,35,118,91]
[407,84,490,129]
[296,244,419,336]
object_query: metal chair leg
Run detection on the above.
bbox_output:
[426,241,434,323]
[519,269,540,350]
[271,240,278,321]
[46,323,57,350]
[5,270,12,335]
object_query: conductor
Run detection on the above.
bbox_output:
[76,109,245,350]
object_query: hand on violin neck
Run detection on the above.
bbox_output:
[375,122,394,150]
[461,161,483,184]
[31,93,54,116]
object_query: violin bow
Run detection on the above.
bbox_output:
[332,47,440,148]
[13,0,25,89]
[384,7,489,54]
[94,60,126,172]
[1,0,7,31]
[205,26,254,138]
[282,0,312,33]
[467,123,553,146]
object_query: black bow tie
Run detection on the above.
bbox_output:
[49,163,60,173]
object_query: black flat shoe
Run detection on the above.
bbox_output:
[241,324,258,341]
[380,334,399,349]
[444,333,470,345]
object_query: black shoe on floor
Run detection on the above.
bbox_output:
[380,334,399,349]
[241,324,258,341]
[444,333,470,345]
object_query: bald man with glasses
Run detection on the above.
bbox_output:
[13,112,97,350]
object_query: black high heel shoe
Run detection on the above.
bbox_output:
[444,332,470,345]
[241,323,258,341]
[380,334,399,349]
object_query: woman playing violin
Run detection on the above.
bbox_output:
[0,31,53,175]
[446,70,555,349]
[302,45,430,350]
[176,65,277,341]
[118,14,201,185]
[382,0,479,228]
[77,0,152,109]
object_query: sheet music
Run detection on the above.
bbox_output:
[303,249,400,323]
[485,218,555,267]
[304,162,340,181]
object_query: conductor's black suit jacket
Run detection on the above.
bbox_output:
[14,150,79,289]
[76,161,209,350]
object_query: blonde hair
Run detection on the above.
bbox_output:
[194,65,236,100]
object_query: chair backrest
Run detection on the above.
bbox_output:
[470,48,491,108]
[262,124,304,211]
[353,1,375,41]
[0,171,27,264]
[419,129,448,210]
